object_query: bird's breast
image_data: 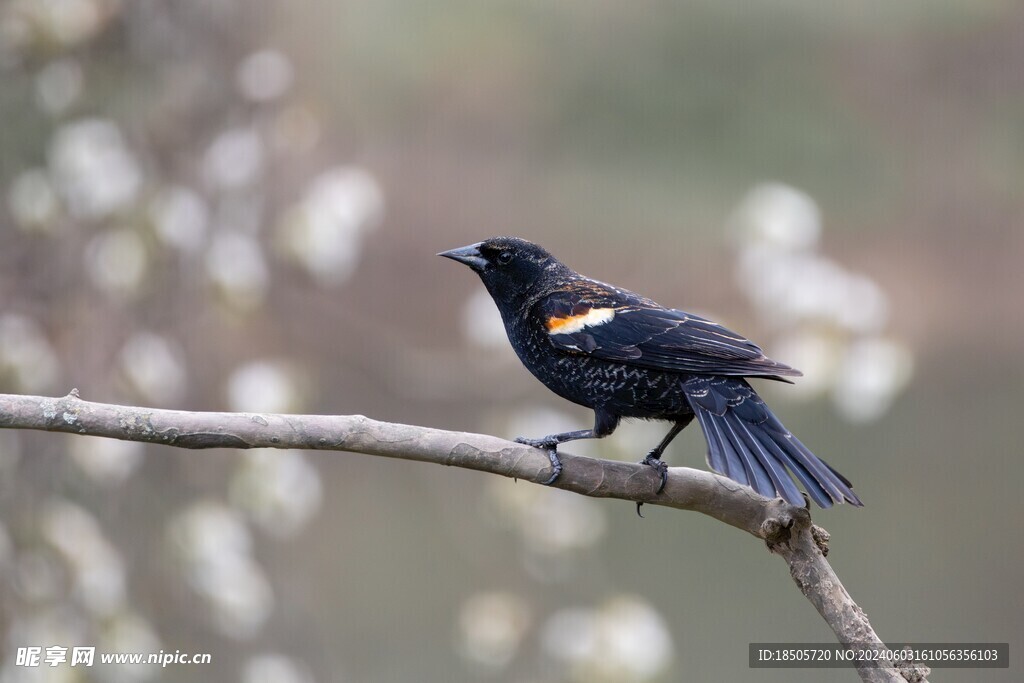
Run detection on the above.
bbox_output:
[506,320,691,418]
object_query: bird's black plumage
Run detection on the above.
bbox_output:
[439,237,861,508]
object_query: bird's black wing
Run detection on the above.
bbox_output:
[537,280,800,379]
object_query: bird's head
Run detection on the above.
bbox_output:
[439,237,565,308]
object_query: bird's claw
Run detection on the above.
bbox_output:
[636,452,668,516]
[539,449,562,485]
[641,452,669,494]
[515,437,563,485]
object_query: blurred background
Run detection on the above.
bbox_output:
[0,1,1021,681]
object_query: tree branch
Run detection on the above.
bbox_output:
[0,390,927,682]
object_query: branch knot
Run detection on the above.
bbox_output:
[761,501,811,552]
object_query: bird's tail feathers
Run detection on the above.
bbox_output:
[684,377,861,508]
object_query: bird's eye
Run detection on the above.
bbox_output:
[496,251,513,265]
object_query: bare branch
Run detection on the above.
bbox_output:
[0,391,927,682]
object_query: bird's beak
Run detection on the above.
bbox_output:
[438,242,488,272]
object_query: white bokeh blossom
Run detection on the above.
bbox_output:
[0,314,60,393]
[226,361,304,414]
[460,288,509,350]
[40,499,127,617]
[205,230,269,311]
[49,119,141,220]
[117,332,188,406]
[35,58,83,114]
[237,50,294,102]
[833,336,914,423]
[276,166,383,287]
[243,654,315,683]
[541,596,674,683]
[730,183,912,421]
[3,0,110,51]
[149,186,210,252]
[99,612,163,683]
[167,501,274,640]
[7,168,61,232]
[230,449,322,538]
[456,592,531,671]
[85,228,149,298]
[68,435,145,486]
[202,127,264,191]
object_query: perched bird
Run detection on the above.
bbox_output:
[439,237,861,508]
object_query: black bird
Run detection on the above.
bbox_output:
[439,237,861,508]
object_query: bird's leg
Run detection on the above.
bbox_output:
[515,409,619,485]
[640,424,682,493]
[636,417,693,517]
[515,429,596,450]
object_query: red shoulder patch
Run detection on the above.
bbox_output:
[545,307,616,335]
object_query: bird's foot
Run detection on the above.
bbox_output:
[515,436,558,450]
[635,452,668,517]
[515,436,563,485]
[640,452,669,494]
